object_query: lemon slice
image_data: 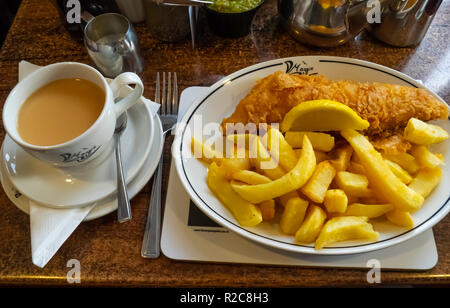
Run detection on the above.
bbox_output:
[280,100,370,132]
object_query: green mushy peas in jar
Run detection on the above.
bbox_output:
[207,0,263,13]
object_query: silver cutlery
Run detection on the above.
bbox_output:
[115,112,132,223]
[141,72,179,258]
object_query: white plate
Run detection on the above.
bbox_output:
[2,85,154,208]
[0,114,164,221]
[172,56,450,255]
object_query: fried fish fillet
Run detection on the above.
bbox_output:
[370,134,412,154]
[222,72,448,139]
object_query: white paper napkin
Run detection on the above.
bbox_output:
[29,201,93,267]
[18,61,160,267]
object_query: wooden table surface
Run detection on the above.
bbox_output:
[0,0,448,287]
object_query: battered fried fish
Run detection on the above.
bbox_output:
[370,134,412,154]
[222,72,448,139]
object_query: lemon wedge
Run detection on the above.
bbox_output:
[280,100,370,132]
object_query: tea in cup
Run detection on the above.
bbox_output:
[3,62,144,166]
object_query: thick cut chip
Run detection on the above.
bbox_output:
[278,190,300,208]
[383,152,419,174]
[192,137,251,179]
[341,129,424,212]
[259,199,276,221]
[301,161,336,203]
[294,205,327,243]
[220,157,251,179]
[231,170,272,185]
[280,197,309,235]
[384,160,413,184]
[315,216,379,249]
[231,135,316,203]
[226,133,256,150]
[408,167,442,199]
[262,128,298,171]
[329,145,353,172]
[294,149,330,163]
[386,210,414,228]
[335,171,372,197]
[249,135,286,180]
[191,137,223,164]
[344,203,394,218]
[324,189,348,213]
[207,162,262,227]
[410,145,444,169]
[404,118,449,145]
[285,131,335,152]
[347,161,365,174]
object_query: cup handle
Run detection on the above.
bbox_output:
[109,72,144,117]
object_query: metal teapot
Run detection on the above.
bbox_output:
[368,0,443,47]
[278,0,377,47]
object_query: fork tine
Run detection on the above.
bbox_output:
[162,72,166,115]
[167,72,172,115]
[172,72,178,115]
[155,72,160,114]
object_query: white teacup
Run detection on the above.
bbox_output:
[3,62,144,167]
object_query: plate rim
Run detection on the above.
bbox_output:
[172,55,450,255]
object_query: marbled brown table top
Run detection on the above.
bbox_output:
[0,0,448,287]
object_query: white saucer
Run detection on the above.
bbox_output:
[2,90,154,208]
[0,114,164,221]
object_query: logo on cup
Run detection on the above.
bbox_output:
[60,145,102,164]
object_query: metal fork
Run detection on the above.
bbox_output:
[141,72,178,259]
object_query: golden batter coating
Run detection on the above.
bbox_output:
[222,71,448,139]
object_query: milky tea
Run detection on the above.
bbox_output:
[17,78,105,146]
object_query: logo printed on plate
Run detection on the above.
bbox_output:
[284,60,317,76]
